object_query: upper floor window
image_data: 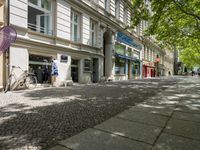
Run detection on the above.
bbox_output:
[115,0,120,19]
[28,0,53,35]
[71,11,81,42]
[143,45,146,59]
[105,0,110,12]
[90,20,97,47]
[123,7,127,23]
[147,47,150,60]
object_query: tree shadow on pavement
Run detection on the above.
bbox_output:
[0,78,186,149]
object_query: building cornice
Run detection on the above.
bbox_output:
[14,37,104,58]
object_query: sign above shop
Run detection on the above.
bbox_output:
[115,53,139,62]
[117,32,142,50]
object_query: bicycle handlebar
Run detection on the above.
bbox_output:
[6,64,23,70]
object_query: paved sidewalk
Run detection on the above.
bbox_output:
[50,77,200,150]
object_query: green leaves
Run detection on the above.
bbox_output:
[130,0,200,67]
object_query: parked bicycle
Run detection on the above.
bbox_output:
[4,65,37,93]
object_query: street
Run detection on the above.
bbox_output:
[0,76,200,149]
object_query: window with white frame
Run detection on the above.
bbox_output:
[126,9,131,26]
[115,0,120,19]
[84,59,91,71]
[143,45,146,59]
[123,7,127,23]
[147,47,150,60]
[105,0,110,12]
[28,0,53,35]
[90,19,97,47]
[71,10,81,42]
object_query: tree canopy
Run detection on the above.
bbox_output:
[130,0,200,67]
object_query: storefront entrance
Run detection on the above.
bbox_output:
[71,59,79,82]
[143,65,155,78]
[92,58,99,83]
[29,54,52,84]
[132,62,140,79]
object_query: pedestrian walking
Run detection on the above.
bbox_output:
[51,58,58,84]
[192,70,194,76]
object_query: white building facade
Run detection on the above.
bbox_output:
[4,0,171,88]
[164,50,174,76]
[0,0,6,89]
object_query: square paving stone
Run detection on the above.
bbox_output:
[49,145,71,150]
[175,105,200,114]
[59,128,152,150]
[117,110,169,127]
[95,117,162,144]
[164,119,200,141]
[141,99,179,108]
[152,133,200,150]
[130,104,174,116]
[172,111,200,123]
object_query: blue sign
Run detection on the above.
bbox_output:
[115,53,139,62]
[117,32,142,50]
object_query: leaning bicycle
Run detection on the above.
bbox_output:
[4,65,37,93]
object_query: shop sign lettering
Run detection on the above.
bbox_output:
[117,32,142,50]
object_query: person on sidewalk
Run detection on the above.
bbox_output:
[51,58,58,84]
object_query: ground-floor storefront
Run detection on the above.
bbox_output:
[114,53,140,80]
[142,60,166,78]
[142,61,156,78]
[143,65,156,78]
[112,32,142,81]
[7,41,102,88]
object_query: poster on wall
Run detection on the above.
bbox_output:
[60,55,68,63]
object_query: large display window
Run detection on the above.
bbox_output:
[115,57,125,75]
[29,54,52,84]
[132,62,140,77]
[115,44,126,75]
[115,44,125,55]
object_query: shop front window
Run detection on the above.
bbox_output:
[127,48,132,57]
[115,44,125,55]
[28,0,53,35]
[29,54,52,84]
[115,57,125,75]
[132,62,139,77]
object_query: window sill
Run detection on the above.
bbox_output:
[28,29,55,39]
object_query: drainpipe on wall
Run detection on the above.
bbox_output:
[5,0,10,87]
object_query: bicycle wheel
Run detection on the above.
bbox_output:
[25,75,37,90]
[4,78,11,93]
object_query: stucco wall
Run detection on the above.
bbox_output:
[57,54,71,83]
[0,54,4,88]
[82,14,90,45]
[9,46,29,78]
[10,0,27,28]
[110,0,115,16]
[57,0,71,40]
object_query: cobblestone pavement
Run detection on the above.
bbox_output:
[0,77,183,149]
